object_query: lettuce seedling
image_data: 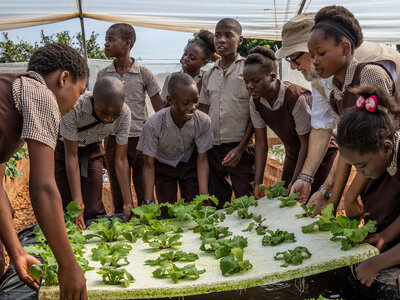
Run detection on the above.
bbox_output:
[145,250,199,266]
[97,266,135,287]
[152,262,206,283]
[91,242,132,267]
[274,246,312,267]
[142,219,183,242]
[200,236,248,259]
[262,229,296,246]
[278,192,299,208]
[296,203,317,218]
[223,195,258,219]
[301,204,335,233]
[259,181,289,199]
[131,202,162,223]
[146,234,182,249]
[220,247,252,275]
[86,218,126,242]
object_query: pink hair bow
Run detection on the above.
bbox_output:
[355,95,377,112]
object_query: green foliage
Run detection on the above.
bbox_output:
[142,219,183,242]
[200,236,248,259]
[152,263,205,283]
[132,203,162,223]
[146,234,182,249]
[259,181,289,199]
[97,266,135,287]
[91,242,132,267]
[5,148,28,178]
[220,247,252,275]
[223,195,258,219]
[237,38,281,57]
[274,246,312,267]
[145,250,199,266]
[278,192,299,208]
[86,218,127,242]
[262,229,296,246]
[296,203,317,218]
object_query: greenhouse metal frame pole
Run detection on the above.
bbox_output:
[78,0,88,61]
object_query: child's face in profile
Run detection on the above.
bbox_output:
[104,28,129,58]
[55,75,88,116]
[180,43,208,76]
[307,28,348,79]
[169,84,199,124]
[340,145,392,179]
[214,25,242,58]
[243,64,275,100]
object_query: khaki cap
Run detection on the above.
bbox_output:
[275,13,316,59]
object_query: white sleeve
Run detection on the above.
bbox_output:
[308,85,336,130]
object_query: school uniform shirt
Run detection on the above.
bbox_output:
[161,70,204,105]
[96,59,161,137]
[12,71,60,150]
[250,80,311,135]
[198,54,250,145]
[136,107,214,167]
[59,92,131,146]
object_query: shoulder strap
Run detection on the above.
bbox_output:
[77,120,101,133]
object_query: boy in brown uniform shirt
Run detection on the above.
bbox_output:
[97,23,163,210]
[198,18,254,208]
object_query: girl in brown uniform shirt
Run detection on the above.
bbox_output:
[0,43,89,299]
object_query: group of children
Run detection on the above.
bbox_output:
[1,4,400,298]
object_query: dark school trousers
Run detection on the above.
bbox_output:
[104,136,144,211]
[281,146,338,198]
[208,142,254,209]
[155,153,198,206]
[55,140,106,220]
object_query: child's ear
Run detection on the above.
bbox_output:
[238,35,244,46]
[382,139,393,153]
[341,39,351,56]
[58,71,71,88]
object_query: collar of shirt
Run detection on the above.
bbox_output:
[329,58,359,95]
[259,80,287,111]
[27,71,47,86]
[104,58,140,75]
[214,54,244,75]
[165,107,195,128]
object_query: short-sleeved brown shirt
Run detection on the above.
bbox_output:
[198,55,250,145]
[97,59,161,137]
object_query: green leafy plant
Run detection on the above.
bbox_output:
[220,247,252,275]
[91,242,132,267]
[296,203,317,218]
[278,192,299,208]
[301,204,335,234]
[97,266,135,287]
[243,215,267,234]
[262,229,296,246]
[86,218,127,242]
[142,219,183,242]
[274,246,312,267]
[131,203,162,223]
[146,234,182,249]
[152,263,206,283]
[223,195,258,219]
[145,250,199,266]
[259,181,289,199]
[5,148,28,178]
[200,236,248,259]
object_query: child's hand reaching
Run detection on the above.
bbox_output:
[253,184,265,199]
[13,252,41,291]
[344,196,369,219]
[363,233,387,252]
[75,202,86,230]
[222,146,244,167]
[356,258,380,287]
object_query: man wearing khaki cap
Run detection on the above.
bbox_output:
[276,13,400,216]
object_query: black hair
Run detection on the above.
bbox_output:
[168,73,196,97]
[27,43,89,82]
[337,85,398,154]
[244,46,277,74]
[109,23,136,49]
[216,18,242,35]
[311,5,363,54]
[187,29,216,60]
[93,76,125,107]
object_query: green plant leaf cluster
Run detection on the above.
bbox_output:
[274,246,312,267]
[200,236,248,259]
[223,195,258,219]
[259,181,289,199]
[142,219,183,242]
[220,247,252,275]
[97,266,135,287]
[131,203,162,223]
[278,192,299,208]
[152,263,205,283]
[146,234,182,249]
[86,218,127,242]
[296,203,317,218]
[91,242,132,267]
[262,229,296,246]
[145,250,199,266]
[5,148,28,178]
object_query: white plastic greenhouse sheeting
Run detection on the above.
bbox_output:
[1,0,400,42]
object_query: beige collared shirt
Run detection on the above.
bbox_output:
[137,107,214,167]
[198,55,250,145]
[59,92,131,146]
[161,70,203,105]
[250,80,311,135]
[97,59,161,137]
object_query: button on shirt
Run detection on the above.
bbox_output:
[137,107,214,167]
[250,80,311,135]
[161,70,203,105]
[97,59,161,137]
[59,92,131,146]
[198,55,250,145]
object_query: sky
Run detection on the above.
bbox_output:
[3,18,194,62]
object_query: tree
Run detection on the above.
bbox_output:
[238,38,282,57]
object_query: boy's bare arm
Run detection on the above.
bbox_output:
[150,93,164,112]
[344,173,369,219]
[27,140,87,300]
[142,155,155,201]
[115,143,134,220]
[64,139,85,229]
[197,152,209,195]
[253,127,267,199]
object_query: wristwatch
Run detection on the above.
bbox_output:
[297,173,314,184]
[318,185,332,199]
[144,199,154,205]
